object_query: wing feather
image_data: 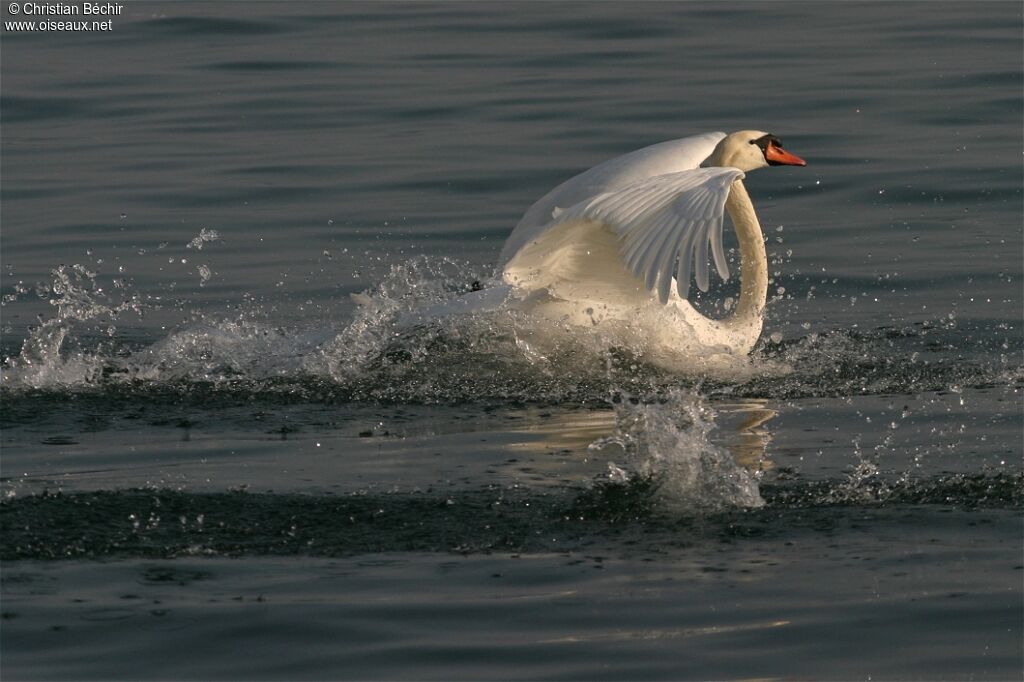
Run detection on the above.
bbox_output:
[675,224,698,300]
[555,167,743,304]
[629,210,674,285]
[655,214,694,303]
[499,132,727,266]
[642,212,680,291]
[693,223,711,292]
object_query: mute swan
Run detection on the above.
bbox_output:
[408,130,806,372]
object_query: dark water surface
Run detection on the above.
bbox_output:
[2,2,1022,680]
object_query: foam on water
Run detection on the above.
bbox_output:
[1,255,1019,403]
[0,251,1018,523]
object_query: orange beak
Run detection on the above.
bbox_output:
[765,142,806,166]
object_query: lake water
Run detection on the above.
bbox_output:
[1,2,1022,680]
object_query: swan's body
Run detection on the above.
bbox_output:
[406,130,805,372]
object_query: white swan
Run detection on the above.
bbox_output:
[408,130,806,372]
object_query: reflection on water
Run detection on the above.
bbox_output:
[501,396,777,510]
[506,409,617,455]
[717,401,777,472]
[507,400,777,475]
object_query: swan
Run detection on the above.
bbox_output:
[406,130,806,372]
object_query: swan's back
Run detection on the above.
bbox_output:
[498,131,726,265]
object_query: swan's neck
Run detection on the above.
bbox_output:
[725,179,767,329]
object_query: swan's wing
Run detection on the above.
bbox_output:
[556,167,743,303]
[499,132,726,266]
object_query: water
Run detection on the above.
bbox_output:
[1,2,1021,679]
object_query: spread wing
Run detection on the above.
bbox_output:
[498,132,726,266]
[554,167,744,303]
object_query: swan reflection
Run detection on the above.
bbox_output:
[505,399,777,473]
[713,400,776,471]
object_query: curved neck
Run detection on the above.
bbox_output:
[725,179,767,327]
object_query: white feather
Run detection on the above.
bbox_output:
[498,132,726,265]
[554,167,744,303]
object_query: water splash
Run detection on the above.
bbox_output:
[589,389,764,511]
[1,254,1019,403]
[185,228,221,251]
[305,256,651,403]
[2,264,144,389]
[315,256,483,384]
[123,319,315,384]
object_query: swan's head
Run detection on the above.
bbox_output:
[705,130,806,172]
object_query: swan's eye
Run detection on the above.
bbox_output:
[751,134,784,154]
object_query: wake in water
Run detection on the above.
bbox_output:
[3,471,1020,560]
[0,253,759,398]
[2,254,1017,400]
[2,253,1020,514]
